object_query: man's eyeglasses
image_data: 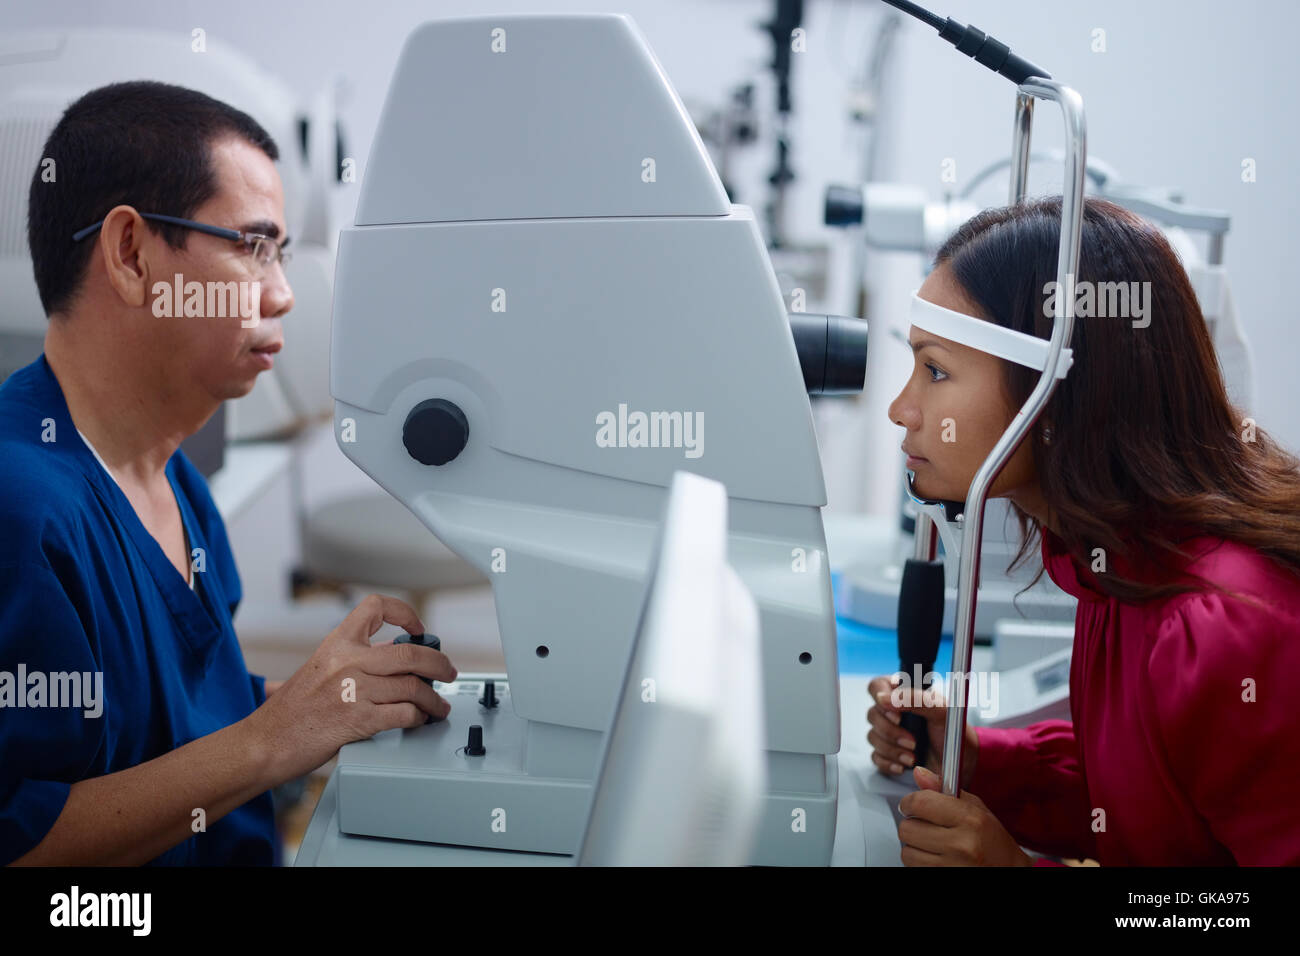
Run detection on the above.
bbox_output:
[72,213,292,269]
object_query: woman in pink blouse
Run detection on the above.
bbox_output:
[867,196,1300,866]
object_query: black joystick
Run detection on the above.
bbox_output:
[393,632,444,724]
[392,632,442,685]
[393,632,442,651]
[465,725,486,756]
[479,680,499,709]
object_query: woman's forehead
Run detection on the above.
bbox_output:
[907,328,956,353]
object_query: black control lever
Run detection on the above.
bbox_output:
[393,632,444,723]
[896,554,944,768]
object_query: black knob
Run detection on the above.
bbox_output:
[402,399,469,466]
[465,725,486,756]
[479,680,498,709]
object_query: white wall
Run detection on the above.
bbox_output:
[8,0,1297,523]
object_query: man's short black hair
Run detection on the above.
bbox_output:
[27,80,280,316]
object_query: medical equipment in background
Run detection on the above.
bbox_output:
[759,0,803,249]
[756,0,841,325]
[688,2,843,317]
[970,621,1073,730]
[688,82,758,204]
[577,471,765,866]
[301,13,867,866]
[841,7,902,322]
[0,29,336,444]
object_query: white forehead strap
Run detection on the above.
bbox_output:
[908,292,1073,380]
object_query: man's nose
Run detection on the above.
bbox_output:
[261,267,294,319]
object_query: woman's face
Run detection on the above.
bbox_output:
[887,264,1037,506]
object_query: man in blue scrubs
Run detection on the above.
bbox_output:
[0,81,457,865]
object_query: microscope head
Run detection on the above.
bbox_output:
[332,14,840,755]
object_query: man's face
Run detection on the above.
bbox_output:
[150,135,293,402]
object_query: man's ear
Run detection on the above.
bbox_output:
[97,205,152,308]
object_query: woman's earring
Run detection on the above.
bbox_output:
[1041,426,1053,445]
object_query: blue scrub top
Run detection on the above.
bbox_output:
[0,355,276,865]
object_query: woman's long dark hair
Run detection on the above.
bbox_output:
[934,196,1300,603]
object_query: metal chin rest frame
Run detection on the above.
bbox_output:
[903,76,1085,798]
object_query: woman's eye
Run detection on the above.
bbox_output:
[925,362,948,383]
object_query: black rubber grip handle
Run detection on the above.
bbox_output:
[897,557,945,768]
[900,711,930,769]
